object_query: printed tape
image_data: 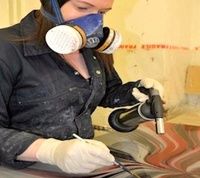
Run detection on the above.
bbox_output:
[119,44,200,51]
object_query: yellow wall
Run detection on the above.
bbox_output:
[94,0,200,127]
[0,0,40,27]
[0,0,200,129]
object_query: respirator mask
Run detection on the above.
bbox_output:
[40,0,122,54]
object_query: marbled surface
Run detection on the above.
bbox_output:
[0,122,199,178]
[97,122,200,178]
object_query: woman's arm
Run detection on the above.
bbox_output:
[94,53,139,108]
[0,59,41,168]
[97,54,164,108]
[16,138,45,162]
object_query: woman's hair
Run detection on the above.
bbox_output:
[40,0,68,8]
[40,0,69,15]
[35,0,114,73]
[32,1,70,44]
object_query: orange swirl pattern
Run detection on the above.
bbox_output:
[0,123,199,177]
[114,122,200,177]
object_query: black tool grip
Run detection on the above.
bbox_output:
[149,88,165,134]
[149,89,164,118]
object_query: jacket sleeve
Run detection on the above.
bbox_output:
[98,56,140,108]
[0,59,40,169]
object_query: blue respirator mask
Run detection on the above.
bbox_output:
[40,0,122,54]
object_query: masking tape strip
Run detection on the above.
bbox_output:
[119,44,200,51]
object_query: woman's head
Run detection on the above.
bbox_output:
[36,0,115,73]
[40,0,69,9]
[61,0,114,21]
[40,0,114,22]
[33,0,114,45]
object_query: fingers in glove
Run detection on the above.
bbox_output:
[132,88,149,102]
[71,140,114,163]
[85,139,110,152]
[85,143,115,162]
[139,78,164,99]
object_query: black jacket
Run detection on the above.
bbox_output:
[0,11,139,168]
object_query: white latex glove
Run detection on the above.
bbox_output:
[132,78,164,103]
[132,88,149,103]
[36,138,115,174]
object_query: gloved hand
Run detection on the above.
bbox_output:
[132,78,164,102]
[36,138,115,174]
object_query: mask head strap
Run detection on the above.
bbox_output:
[40,0,64,25]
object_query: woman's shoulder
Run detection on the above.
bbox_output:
[0,24,21,46]
[0,23,23,52]
[0,24,23,71]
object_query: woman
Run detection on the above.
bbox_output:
[0,0,164,174]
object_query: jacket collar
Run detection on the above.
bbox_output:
[20,10,52,57]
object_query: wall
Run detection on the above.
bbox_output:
[0,0,40,28]
[94,0,200,127]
